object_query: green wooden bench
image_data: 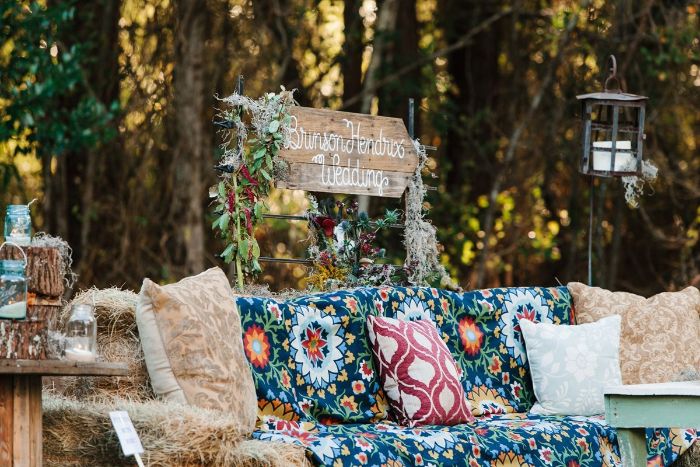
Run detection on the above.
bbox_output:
[604,381,700,467]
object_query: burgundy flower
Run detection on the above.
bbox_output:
[314,216,336,237]
[239,165,258,186]
[244,186,256,203]
[227,191,236,213]
[318,251,333,267]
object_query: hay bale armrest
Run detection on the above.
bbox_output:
[42,395,311,467]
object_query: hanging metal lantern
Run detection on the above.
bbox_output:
[577,55,647,177]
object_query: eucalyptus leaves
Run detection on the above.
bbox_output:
[212,90,295,289]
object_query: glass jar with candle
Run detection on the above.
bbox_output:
[64,304,97,362]
[0,257,27,319]
[4,205,32,246]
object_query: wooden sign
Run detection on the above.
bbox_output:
[276,107,419,198]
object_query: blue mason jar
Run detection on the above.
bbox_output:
[4,205,32,246]
[0,259,27,319]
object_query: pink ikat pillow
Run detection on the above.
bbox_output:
[367,315,475,426]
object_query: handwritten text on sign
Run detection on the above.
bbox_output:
[277,107,419,198]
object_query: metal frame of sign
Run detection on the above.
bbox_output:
[214,76,437,267]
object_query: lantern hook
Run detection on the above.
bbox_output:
[603,55,622,93]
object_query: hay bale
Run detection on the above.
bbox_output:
[60,287,139,334]
[43,394,311,467]
[48,287,153,402]
[48,335,153,402]
[230,439,312,467]
[673,441,700,467]
[45,287,312,466]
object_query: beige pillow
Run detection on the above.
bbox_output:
[136,267,256,432]
[568,282,700,385]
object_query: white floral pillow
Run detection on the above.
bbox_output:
[520,315,622,416]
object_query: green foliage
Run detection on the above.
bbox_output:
[211,91,294,289]
[0,1,117,162]
[306,197,409,290]
[1,0,698,294]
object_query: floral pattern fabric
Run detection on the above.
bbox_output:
[237,286,697,466]
[372,286,574,416]
[237,286,572,424]
[237,289,389,424]
[254,413,696,466]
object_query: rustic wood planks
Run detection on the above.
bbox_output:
[0,362,127,466]
[0,360,128,376]
[0,247,63,360]
[0,247,64,298]
[0,377,13,464]
[277,107,419,197]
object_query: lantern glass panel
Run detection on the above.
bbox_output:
[584,101,644,176]
[0,259,27,319]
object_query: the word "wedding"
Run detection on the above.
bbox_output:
[312,154,390,196]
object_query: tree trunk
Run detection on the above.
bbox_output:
[439,0,500,192]
[474,1,586,287]
[379,0,420,124]
[357,0,399,214]
[360,0,399,115]
[170,0,209,276]
[0,320,49,359]
[342,0,364,113]
[42,0,122,286]
[80,0,122,278]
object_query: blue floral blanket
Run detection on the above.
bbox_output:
[237,286,697,466]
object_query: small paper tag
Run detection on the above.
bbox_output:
[109,411,144,457]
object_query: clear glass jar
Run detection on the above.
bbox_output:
[4,205,32,246]
[64,304,97,362]
[0,259,27,319]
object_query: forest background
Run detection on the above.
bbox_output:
[1,0,699,294]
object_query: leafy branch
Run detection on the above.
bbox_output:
[211,90,295,290]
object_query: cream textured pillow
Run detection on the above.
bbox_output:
[568,282,700,385]
[521,315,622,416]
[136,267,257,432]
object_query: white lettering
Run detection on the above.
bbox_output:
[290,117,407,162]
[311,153,390,196]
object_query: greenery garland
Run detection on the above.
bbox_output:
[211,90,295,290]
[212,90,456,293]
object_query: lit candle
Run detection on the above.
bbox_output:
[592,141,635,172]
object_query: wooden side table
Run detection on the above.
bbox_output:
[604,381,700,467]
[0,359,128,466]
